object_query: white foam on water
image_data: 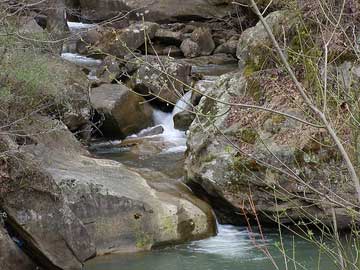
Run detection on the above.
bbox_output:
[153,109,186,142]
[61,53,102,67]
[186,224,269,259]
[129,91,200,153]
[67,21,95,30]
[172,91,192,116]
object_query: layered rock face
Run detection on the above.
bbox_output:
[0,117,216,268]
[185,69,357,228]
[75,0,232,22]
[27,121,216,253]
[184,10,359,229]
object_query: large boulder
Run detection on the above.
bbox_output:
[76,0,233,22]
[236,10,297,69]
[0,225,36,270]
[90,83,154,138]
[20,120,216,255]
[180,39,201,58]
[173,111,195,131]
[130,56,192,105]
[190,27,215,56]
[0,136,96,270]
[185,70,357,229]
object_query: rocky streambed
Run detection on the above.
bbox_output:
[1,1,359,270]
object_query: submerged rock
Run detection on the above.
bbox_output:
[90,83,154,139]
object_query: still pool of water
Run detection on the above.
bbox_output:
[85,224,339,270]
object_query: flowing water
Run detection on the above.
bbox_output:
[88,97,341,270]
[60,38,341,270]
[85,223,339,270]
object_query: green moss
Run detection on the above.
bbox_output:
[240,128,259,144]
[272,114,286,125]
[203,154,216,163]
[133,220,152,249]
[162,216,175,233]
[246,78,262,102]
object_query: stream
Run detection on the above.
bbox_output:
[63,21,340,270]
[87,98,339,270]
[85,223,338,270]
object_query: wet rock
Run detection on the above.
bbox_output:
[214,38,238,56]
[0,225,36,270]
[180,39,201,58]
[130,56,191,105]
[190,27,215,56]
[90,83,154,139]
[174,111,195,131]
[183,54,238,76]
[137,125,165,137]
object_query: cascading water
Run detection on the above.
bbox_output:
[150,91,193,152]
[61,21,101,80]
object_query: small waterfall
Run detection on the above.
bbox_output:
[153,109,185,141]
[61,21,101,80]
[67,21,95,30]
[172,91,192,116]
[60,53,102,67]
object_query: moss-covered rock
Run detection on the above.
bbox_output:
[185,69,357,228]
[236,10,299,70]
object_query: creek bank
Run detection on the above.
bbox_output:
[2,2,359,270]
[184,10,359,228]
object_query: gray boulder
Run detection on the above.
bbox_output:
[130,56,191,105]
[185,70,357,228]
[180,39,201,58]
[0,136,96,270]
[190,27,215,56]
[236,10,297,69]
[22,120,217,255]
[90,83,154,138]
